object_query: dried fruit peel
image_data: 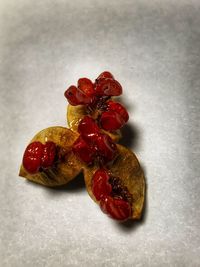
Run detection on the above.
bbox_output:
[67,104,122,142]
[19,127,83,187]
[84,144,145,220]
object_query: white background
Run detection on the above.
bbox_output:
[0,0,200,266]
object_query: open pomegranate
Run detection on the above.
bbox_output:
[19,71,145,222]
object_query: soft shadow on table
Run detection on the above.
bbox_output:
[119,123,140,150]
[48,173,85,194]
[26,172,85,195]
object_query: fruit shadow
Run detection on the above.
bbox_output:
[113,163,148,233]
[48,173,85,194]
[119,123,140,151]
[26,172,85,195]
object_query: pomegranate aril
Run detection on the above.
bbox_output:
[107,101,129,123]
[65,85,94,106]
[95,133,117,163]
[72,137,95,164]
[76,89,94,105]
[97,71,114,80]
[78,78,95,97]
[95,78,122,96]
[23,141,43,174]
[64,86,81,106]
[92,169,112,201]
[78,116,100,143]
[100,196,131,221]
[41,141,56,168]
[100,111,125,131]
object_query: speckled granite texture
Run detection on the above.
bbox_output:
[0,0,200,266]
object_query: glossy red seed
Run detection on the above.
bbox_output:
[100,111,125,131]
[95,78,122,96]
[76,89,94,105]
[41,141,56,168]
[95,133,117,162]
[64,85,94,106]
[97,71,114,80]
[92,169,112,201]
[78,116,100,143]
[64,86,81,106]
[23,141,43,174]
[78,78,95,97]
[107,100,129,123]
[100,196,131,221]
[72,137,95,164]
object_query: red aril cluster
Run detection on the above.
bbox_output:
[66,72,132,221]
[92,168,132,221]
[100,101,129,131]
[23,141,56,174]
[78,116,100,144]
[64,85,94,106]
[100,196,131,221]
[72,137,95,164]
[64,71,123,109]
[65,72,129,133]
[73,116,117,165]
[92,169,112,201]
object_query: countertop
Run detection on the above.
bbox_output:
[0,0,200,266]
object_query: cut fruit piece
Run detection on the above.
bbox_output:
[83,144,145,220]
[67,104,121,142]
[19,127,83,187]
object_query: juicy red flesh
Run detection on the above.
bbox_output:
[100,196,131,221]
[107,100,129,123]
[64,86,80,106]
[97,71,114,80]
[23,142,43,174]
[92,169,112,201]
[94,133,117,163]
[64,72,132,221]
[78,78,95,97]
[95,78,122,96]
[41,142,56,168]
[92,168,132,221]
[78,116,100,144]
[100,111,125,131]
[23,141,56,174]
[73,132,117,165]
[64,85,94,106]
[72,137,95,164]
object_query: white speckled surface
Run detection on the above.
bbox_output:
[0,0,200,266]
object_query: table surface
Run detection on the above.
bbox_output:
[0,0,200,266]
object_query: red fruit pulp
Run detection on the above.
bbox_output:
[94,133,117,163]
[92,169,112,201]
[107,100,129,123]
[75,88,94,105]
[64,85,94,106]
[78,78,95,97]
[97,71,114,80]
[100,111,125,131]
[72,137,95,164]
[64,85,80,106]
[41,141,56,168]
[78,116,100,144]
[23,141,43,174]
[100,196,131,221]
[95,78,122,96]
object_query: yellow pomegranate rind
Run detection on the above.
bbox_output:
[83,144,145,220]
[67,104,121,142]
[19,127,83,187]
